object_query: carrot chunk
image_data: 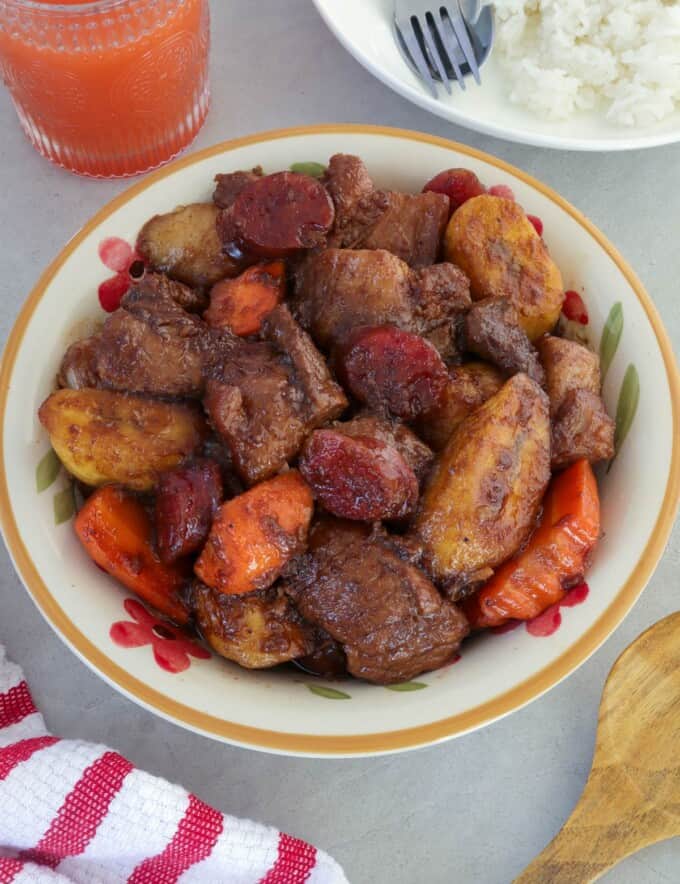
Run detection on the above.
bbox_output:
[74,485,190,624]
[194,471,313,596]
[463,460,600,629]
[205,260,285,336]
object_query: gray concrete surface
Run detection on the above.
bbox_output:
[0,2,678,882]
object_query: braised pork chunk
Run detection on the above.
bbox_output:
[294,248,470,359]
[286,518,469,684]
[324,153,389,249]
[552,389,615,469]
[324,154,449,266]
[204,305,347,485]
[360,191,449,268]
[93,278,208,398]
[213,167,263,210]
[539,336,614,468]
[464,296,545,386]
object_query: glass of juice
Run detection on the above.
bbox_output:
[0,0,210,177]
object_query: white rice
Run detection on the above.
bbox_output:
[492,0,680,126]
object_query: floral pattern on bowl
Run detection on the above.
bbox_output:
[110,598,210,674]
[97,237,144,313]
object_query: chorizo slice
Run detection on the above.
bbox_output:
[335,413,434,483]
[336,325,449,421]
[218,171,335,258]
[155,459,223,564]
[299,429,418,521]
[422,168,486,214]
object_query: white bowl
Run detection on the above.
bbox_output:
[1,125,678,757]
[313,0,680,152]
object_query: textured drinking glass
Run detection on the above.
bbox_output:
[0,0,210,177]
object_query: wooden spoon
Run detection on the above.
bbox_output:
[515,611,680,883]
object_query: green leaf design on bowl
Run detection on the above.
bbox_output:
[599,302,623,383]
[307,684,351,700]
[613,364,640,456]
[36,448,61,493]
[385,682,428,692]
[290,162,326,179]
[53,484,76,525]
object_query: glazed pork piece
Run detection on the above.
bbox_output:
[204,304,348,485]
[360,190,449,268]
[58,336,101,391]
[139,271,209,313]
[91,276,209,398]
[463,296,545,386]
[538,336,615,468]
[552,389,616,469]
[212,166,263,209]
[539,335,602,417]
[294,248,470,359]
[262,302,349,424]
[324,154,449,266]
[324,153,389,249]
[285,518,469,684]
[58,272,206,395]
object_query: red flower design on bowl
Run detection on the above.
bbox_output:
[110,598,210,674]
[562,290,589,325]
[97,237,145,312]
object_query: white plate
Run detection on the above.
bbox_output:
[1,125,678,757]
[313,0,680,151]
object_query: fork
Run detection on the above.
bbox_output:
[394,0,494,96]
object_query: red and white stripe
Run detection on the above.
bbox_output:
[0,857,72,883]
[0,669,46,751]
[0,645,347,884]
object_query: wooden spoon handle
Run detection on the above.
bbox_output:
[514,821,624,884]
[514,767,674,884]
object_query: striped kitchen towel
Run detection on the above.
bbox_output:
[0,644,348,884]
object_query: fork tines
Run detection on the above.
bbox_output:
[395,3,481,97]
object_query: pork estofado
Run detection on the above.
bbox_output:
[40,158,614,686]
